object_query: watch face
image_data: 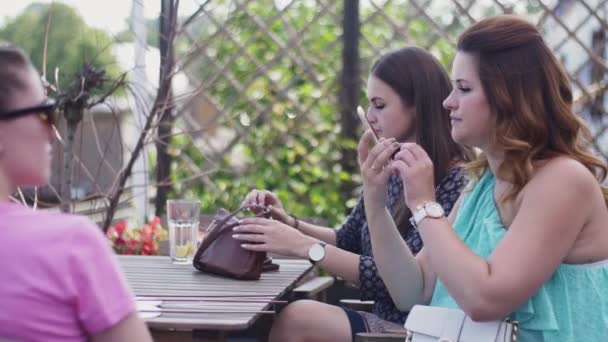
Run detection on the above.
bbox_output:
[425,202,445,218]
[309,243,325,262]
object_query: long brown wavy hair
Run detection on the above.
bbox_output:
[371,47,474,231]
[457,15,608,205]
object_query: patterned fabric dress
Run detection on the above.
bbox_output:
[335,167,467,332]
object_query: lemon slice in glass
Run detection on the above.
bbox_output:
[175,243,192,258]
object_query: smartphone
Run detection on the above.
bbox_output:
[357,106,379,144]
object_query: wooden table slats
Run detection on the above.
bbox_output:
[118,255,312,331]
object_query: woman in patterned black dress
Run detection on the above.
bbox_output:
[233,47,474,342]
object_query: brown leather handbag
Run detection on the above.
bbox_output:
[193,205,279,280]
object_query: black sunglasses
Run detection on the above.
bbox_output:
[0,99,58,127]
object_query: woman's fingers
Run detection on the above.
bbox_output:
[232,232,266,243]
[358,130,390,165]
[239,243,267,252]
[357,130,375,165]
[252,189,269,205]
[402,143,430,162]
[262,190,283,207]
[244,189,263,206]
[258,190,275,206]
[390,159,408,177]
[268,205,289,223]
[241,191,256,206]
[254,190,263,205]
[240,217,273,226]
[390,144,437,210]
[262,190,274,204]
[394,147,416,167]
[365,138,396,170]
[371,141,400,170]
[268,206,283,217]
[233,222,268,233]
[242,189,282,208]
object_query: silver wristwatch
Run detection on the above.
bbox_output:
[308,241,327,264]
[411,201,445,226]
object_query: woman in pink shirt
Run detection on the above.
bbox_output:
[0,45,152,342]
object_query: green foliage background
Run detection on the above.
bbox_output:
[168,1,458,226]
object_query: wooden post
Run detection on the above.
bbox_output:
[155,0,178,216]
[339,0,360,193]
[591,28,606,120]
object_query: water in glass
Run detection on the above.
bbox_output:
[169,219,198,263]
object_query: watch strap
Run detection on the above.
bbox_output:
[412,206,427,226]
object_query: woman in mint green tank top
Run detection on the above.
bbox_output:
[358,15,608,342]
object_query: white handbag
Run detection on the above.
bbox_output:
[404,305,519,342]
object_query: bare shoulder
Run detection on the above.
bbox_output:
[529,157,599,195]
[524,157,608,263]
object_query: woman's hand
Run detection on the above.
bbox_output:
[390,143,436,210]
[358,130,401,209]
[232,218,317,258]
[241,189,293,226]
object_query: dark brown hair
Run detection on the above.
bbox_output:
[0,43,33,113]
[457,15,608,204]
[371,47,474,230]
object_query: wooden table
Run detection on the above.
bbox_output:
[118,255,313,341]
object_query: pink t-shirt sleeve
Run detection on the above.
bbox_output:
[66,218,136,334]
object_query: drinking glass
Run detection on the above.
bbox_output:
[166,199,200,263]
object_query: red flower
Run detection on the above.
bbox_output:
[139,225,152,242]
[106,218,167,256]
[150,216,161,227]
[114,221,127,236]
[142,242,152,255]
[126,239,139,249]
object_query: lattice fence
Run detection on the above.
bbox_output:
[167,0,606,208]
[33,0,607,224]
